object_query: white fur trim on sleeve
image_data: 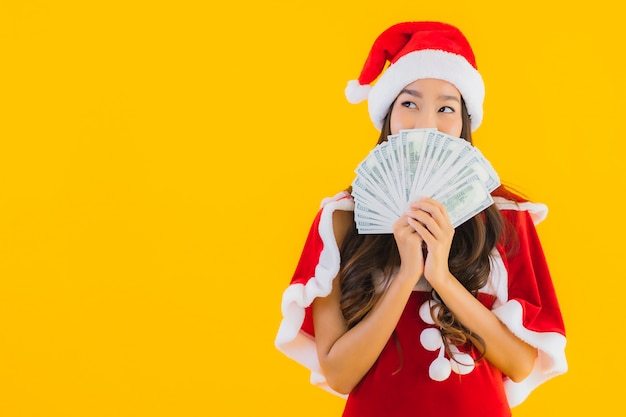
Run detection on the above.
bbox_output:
[274,191,354,397]
[492,301,568,407]
[484,228,567,407]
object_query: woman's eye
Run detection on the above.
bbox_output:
[439,106,455,113]
[401,101,417,109]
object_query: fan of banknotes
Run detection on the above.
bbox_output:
[352,128,500,234]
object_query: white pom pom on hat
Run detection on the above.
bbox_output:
[345,80,372,104]
[345,21,485,132]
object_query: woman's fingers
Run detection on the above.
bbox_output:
[405,197,454,244]
[393,214,425,280]
[409,197,450,223]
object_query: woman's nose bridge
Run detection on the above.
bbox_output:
[414,109,437,129]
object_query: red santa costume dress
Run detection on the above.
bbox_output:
[275,191,567,417]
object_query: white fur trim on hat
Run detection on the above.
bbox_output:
[368,49,485,132]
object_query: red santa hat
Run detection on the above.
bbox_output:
[345,21,485,132]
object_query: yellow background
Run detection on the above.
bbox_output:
[0,1,623,415]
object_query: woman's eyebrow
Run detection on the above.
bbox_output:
[439,94,461,103]
[398,89,460,103]
[399,89,421,97]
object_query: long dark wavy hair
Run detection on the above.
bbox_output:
[340,99,510,361]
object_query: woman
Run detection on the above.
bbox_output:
[275,21,567,417]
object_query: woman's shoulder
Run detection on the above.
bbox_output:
[491,186,548,225]
[317,191,355,218]
[320,190,354,209]
[315,191,355,246]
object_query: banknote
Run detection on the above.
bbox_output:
[432,174,494,228]
[351,128,500,234]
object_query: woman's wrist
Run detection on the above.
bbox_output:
[425,269,455,291]
[395,266,423,287]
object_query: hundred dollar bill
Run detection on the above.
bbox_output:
[354,200,397,222]
[352,175,403,217]
[355,221,392,234]
[432,173,494,228]
[411,130,441,196]
[456,153,500,192]
[354,200,397,233]
[352,192,401,223]
[355,156,401,212]
[387,135,408,202]
[425,148,500,197]
[400,129,430,202]
[420,135,466,192]
[373,143,405,208]
[410,136,471,201]
[425,143,474,192]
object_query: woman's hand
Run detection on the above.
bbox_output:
[392,212,425,285]
[404,197,455,287]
